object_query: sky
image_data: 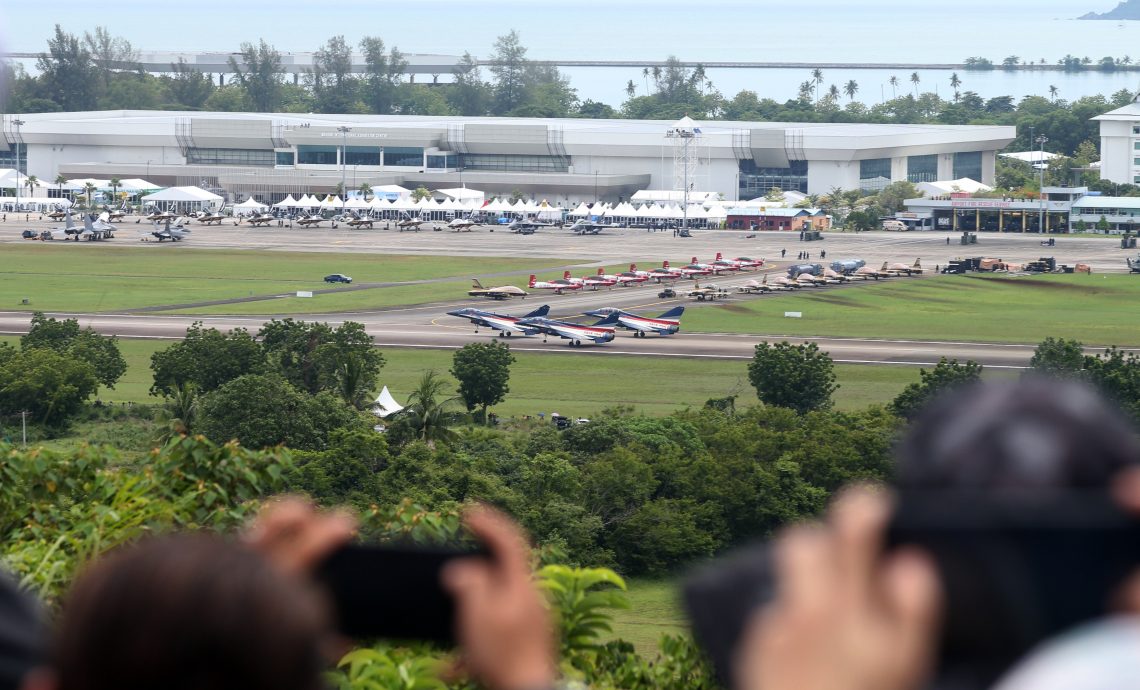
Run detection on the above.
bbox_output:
[0,0,1131,59]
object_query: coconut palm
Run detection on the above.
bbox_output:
[153,382,199,444]
[359,181,373,201]
[54,174,67,200]
[402,370,459,446]
[1048,85,1059,102]
[910,72,921,96]
[888,75,899,98]
[950,72,962,91]
[826,84,840,101]
[642,67,650,94]
[625,80,637,99]
[108,177,121,207]
[811,68,824,102]
[24,175,38,199]
[843,80,859,101]
[83,182,97,209]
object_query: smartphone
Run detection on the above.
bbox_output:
[887,491,1140,685]
[314,543,489,644]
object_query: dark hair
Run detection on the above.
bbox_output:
[895,377,1140,490]
[55,534,328,690]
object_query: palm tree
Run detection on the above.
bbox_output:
[153,383,199,444]
[1048,85,1059,102]
[359,181,373,201]
[109,177,121,208]
[625,80,637,99]
[24,175,38,199]
[827,84,840,101]
[642,67,650,94]
[811,68,824,103]
[910,72,921,96]
[83,182,97,209]
[54,174,67,201]
[402,370,459,446]
[950,73,962,91]
[335,354,372,410]
[843,80,859,101]
[888,75,899,98]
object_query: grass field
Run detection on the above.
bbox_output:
[0,245,576,313]
[0,337,931,414]
[608,579,686,654]
[684,273,1140,346]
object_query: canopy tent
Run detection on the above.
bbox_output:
[0,169,45,189]
[372,386,405,418]
[297,194,320,208]
[320,195,343,210]
[274,194,299,208]
[434,187,485,203]
[372,184,412,200]
[344,197,371,210]
[568,202,591,217]
[116,178,161,192]
[143,185,224,212]
[917,178,994,196]
[631,190,719,205]
[484,198,511,213]
[235,198,268,212]
[61,177,110,191]
[0,196,72,212]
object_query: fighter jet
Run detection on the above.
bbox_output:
[528,271,584,295]
[446,304,549,336]
[246,212,276,227]
[582,306,684,337]
[467,279,529,300]
[296,214,326,228]
[448,217,476,231]
[196,209,226,225]
[516,313,618,346]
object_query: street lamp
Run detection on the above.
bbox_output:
[337,125,351,214]
[1036,134,1048,234]
[12,118,24,210]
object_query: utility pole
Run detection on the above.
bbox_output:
[337,125,351,215]
[12,118,24,210]
[1037,134,1048,233]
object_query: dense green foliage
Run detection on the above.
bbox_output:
[150,322,265,396]
[0,346,98,425]
[451,342,515,423]
[890,358,985,420]
[1029,339,1140,422]
[22,313,127,389]
[259,319,385,407]
[748,341,838,414]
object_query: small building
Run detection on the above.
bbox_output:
[725,207,830,231]
[1070,196,1140,233]
[902,187,1086,233]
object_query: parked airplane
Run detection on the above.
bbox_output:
[468,279,529,300]
[446,304,549,336]
[769,275,802,289]
[711,253,745,272]
[196,209,226,225]
[578,269,618,290]
[397,217,425,231]
[246,212,276,227]
[46,207,69,221]
[528,272,584,295]
[729,254,765,268]
[296,214,326,228]
[106,206,128,222]
[687,256,731,275]
[516,313,618,346]
[347,213,374,228]
[144,209,177,223]
[737,278,773,294]
[883,258,924,275]
[687,283,730,300]
[1129,257,1140,274]
[822,267,853,282]
[614,264,651,286]
[583,306,684,337]
[448,217,476,231]
[569,220,604,235]
[672,259,714,279]
[508,220,554,234]
[141,219,189,242]
[648,262,683,282]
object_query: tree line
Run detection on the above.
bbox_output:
[3,25,1134,164]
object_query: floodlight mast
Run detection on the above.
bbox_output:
[1037,135,1048,234]
[337,125,351,214]
[12,118,24,210]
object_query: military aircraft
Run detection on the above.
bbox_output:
[528,272,584,295]
[296,214,326,228]
[46,207,69,221]
[568,220,604,235]
[647,262,684,282]
[446,304,549,336]
[883,258,924,276]
[786,263,823,278]
[830,258,867,275]
[583,306,684,337]
[1129,257,1140,274]
[822,267,853,282]
[141,218,190,242]
[687,283,730,301]
[671,259,714,279]
[397,217,425,231]
[729,254,765,268]
[196,209,226,225]
[577,269,618,290]
[347,213,374,228]
[516,313,618,347]
[614,264,651,286]
[245,212,276,227]
[468,279,529,300]
[737,278,773,294]
[508,219,554,234]
[106,206,128,222]
[686,256,731,275]
[448,217,476,231]
[769,275,803,289]
[144,208,177,223]
[710,253,745,272]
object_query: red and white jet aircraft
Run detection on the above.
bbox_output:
[674,258,715,278]
[517,313,618,347]
[577,268,618,290]
[647,262,684,282]
[709,253,745,273]
[729,254,765,269]
[614,264,650,285]
[529,271,584,295]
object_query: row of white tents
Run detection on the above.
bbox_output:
[568,201,729,221]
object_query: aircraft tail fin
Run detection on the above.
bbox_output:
[914,258,922,267]
[598,267,605,275]
[83,215,94,231]
[563,270,572,280]
[692,256,698,263]
[524,304,551,318]
[65,213,74,229]
[716,252,723,260]
[662,260,669,269]
[528,275,537,288]
[630,263,637,272]
[658,306,685,319]
[472,279,485,289]
[593,312,620,326]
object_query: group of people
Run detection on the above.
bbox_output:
[4,378,1140,690]
[787,249,826,261]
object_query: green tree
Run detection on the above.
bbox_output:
[82,26,137,90]
[358,182,373,200]
[400,370,459,445]
[36,25,98,111]
[360,36,406,114]
[875,181,919,213]
[22,312,126,388]
[748,341,838,414]
[843,79,859,101]
[258,319,384,402]
[451,341,515,424]
[1082,347,1140,422]
[1029,337,1085,377]
[166,58,215,108]
[1098,214,1110,232]
[0,347,98,425]
[197,373,364,450]
[910,71,921,96]
[410,185,432,202]
[488,30,529,114]
[445,51,489,116]
[890,357,983,420]
[309,35,357,113]
[950,72,962,92]
[229,40,283,112]
[606,498,720,575]
[153,382,199,443]
[150,323,265,396]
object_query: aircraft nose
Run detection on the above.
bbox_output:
[445,310,466,317]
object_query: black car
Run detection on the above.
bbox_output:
[324,274,353,284]
[21,230,37,239]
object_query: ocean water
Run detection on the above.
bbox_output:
[3,0,1139,106]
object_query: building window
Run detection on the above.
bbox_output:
[427,154,458,169]
[0,143,25,173]
[1134,141,1140,150]
[906,155,938,183]
[275,151,295,167]
[738,159,809,197]
[459,153,570,173]
[953,151,983,181]
[859,158,892,192]
[1134,126,1140,135]
[185,147,274,166]
[384,147,424,167]
[1134,157,1140,167]
[297,145,338,165]
[1134,176,1140,184]
[344,146,381,166]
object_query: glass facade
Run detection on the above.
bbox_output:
[185,147,274,166]
[859,158,892,192]
[953,151,983,181]
[344,146,381,166]
[906,155,938,183]
[297,145,338,165]
[427,154,459,169]
[276,151,295,166]
[460,153,570,173]
[384,147,424,167]
[0,144,27,173]
[738,159,808,197]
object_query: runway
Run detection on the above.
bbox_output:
[0,308,1110,369]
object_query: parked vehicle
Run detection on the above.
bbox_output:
[324,274,353,284]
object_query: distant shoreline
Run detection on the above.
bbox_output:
[518,60,1140,73]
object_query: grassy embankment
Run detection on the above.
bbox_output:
[683,273,1140,346]
[0,245,580,314]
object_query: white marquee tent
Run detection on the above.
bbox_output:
[274,194,299,208]
[143,186,223,211]
[372,387,405,418]
[235,198,269,212]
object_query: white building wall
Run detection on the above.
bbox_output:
[937,153,955,181]
[1099,119,1135,185]
[808,160,859,192]
[981,150,997,185]
[27,144,183,181]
